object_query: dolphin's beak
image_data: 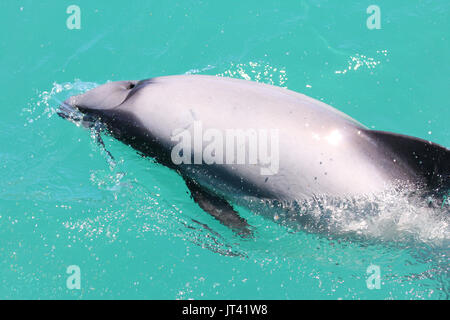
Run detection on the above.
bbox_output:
[57,95,101,130]
[57,96,84,122]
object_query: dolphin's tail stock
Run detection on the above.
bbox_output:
[363,130,450,196]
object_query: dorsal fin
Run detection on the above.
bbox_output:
[366,130,450,192]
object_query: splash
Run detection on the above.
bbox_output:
[248,185,450,245]
[21,80,98,125]
[216,61,288,88]
[335,50,388,75]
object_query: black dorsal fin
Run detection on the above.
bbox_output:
[365,130,450,191]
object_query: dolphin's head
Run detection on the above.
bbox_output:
[58,78,169,164]
[58,79,156,126]
[60,80,138,115]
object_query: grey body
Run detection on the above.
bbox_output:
[62,75,449,233]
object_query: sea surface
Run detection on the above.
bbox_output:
[0,0,449,299]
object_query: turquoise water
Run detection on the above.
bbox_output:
[1,0,449,299]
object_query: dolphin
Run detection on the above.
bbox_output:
[59,75,450,235]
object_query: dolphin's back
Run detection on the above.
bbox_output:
[119,76,365,198]
[109,75,449,200]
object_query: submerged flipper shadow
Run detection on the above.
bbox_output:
[183,177,254,238]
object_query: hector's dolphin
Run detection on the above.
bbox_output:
[59,75,449,235]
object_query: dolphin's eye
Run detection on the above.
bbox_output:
[128,83,136,90]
